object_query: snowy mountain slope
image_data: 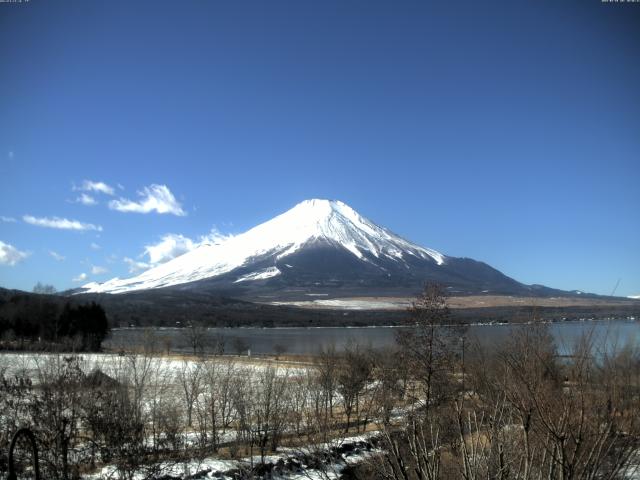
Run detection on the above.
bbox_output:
[82,199,448,294]
[80,199,538,297]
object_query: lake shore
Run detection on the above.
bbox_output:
[104,318,640,356]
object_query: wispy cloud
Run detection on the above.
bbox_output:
[76,193,97,206]
[123,257,152,273]
[90,242,101,250]
[109,184,186,216]
[72,273,87,282]
[200,227,234,245]
[74,180,115,196]
[49,251,65,261]
[23,215,103,232]
[0,240,30,266]
[0,216,16,223]
[91,265,108,275]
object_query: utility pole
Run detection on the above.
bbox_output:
[611,278,621,297]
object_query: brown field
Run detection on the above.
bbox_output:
[272,294,639,311]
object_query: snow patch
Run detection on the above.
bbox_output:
[234,266,281,283]
[271,297,411,310]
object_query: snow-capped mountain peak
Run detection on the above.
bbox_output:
[81,199,446,294]
[255,199,444,263]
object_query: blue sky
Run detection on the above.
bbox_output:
[0,0,638,296]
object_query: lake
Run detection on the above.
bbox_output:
[105,318,640,356]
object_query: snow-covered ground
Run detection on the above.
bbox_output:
[88,432,381,480]
[624,451,640,479]
[0,352,307,385]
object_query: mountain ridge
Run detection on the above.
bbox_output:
[78,199,580,298]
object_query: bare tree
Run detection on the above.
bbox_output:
[288,371,311,436]
[337,341,372,433]
[84,379,146,480]
[178,359,202,428]
[183,322,208,356]
[396,283,464,411]
[316,343,339,421]
[30,355,85,480]
[372,347,406,426]
[252,366,291,462]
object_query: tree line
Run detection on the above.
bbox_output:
[0,291,109,351]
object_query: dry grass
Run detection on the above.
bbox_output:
[266,294,639,311]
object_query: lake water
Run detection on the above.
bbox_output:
[105,319,640,356]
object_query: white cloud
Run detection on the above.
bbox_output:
[0,240,29,266]
[49,251,65,261]
[123,257,151,273]
[75,180,115,196]
[200,227,234,245]
[91,265,108,275]
[90,242,101,250]
[8,151,14,159]
[0,216,16,223]
[72,273,87,282]
[144,233,195,264]
[76,193,97,206]
[108,184,186,216]
[136,227,234,269]
[23,215,103,232]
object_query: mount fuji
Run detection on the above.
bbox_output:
[79,199,562,299]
